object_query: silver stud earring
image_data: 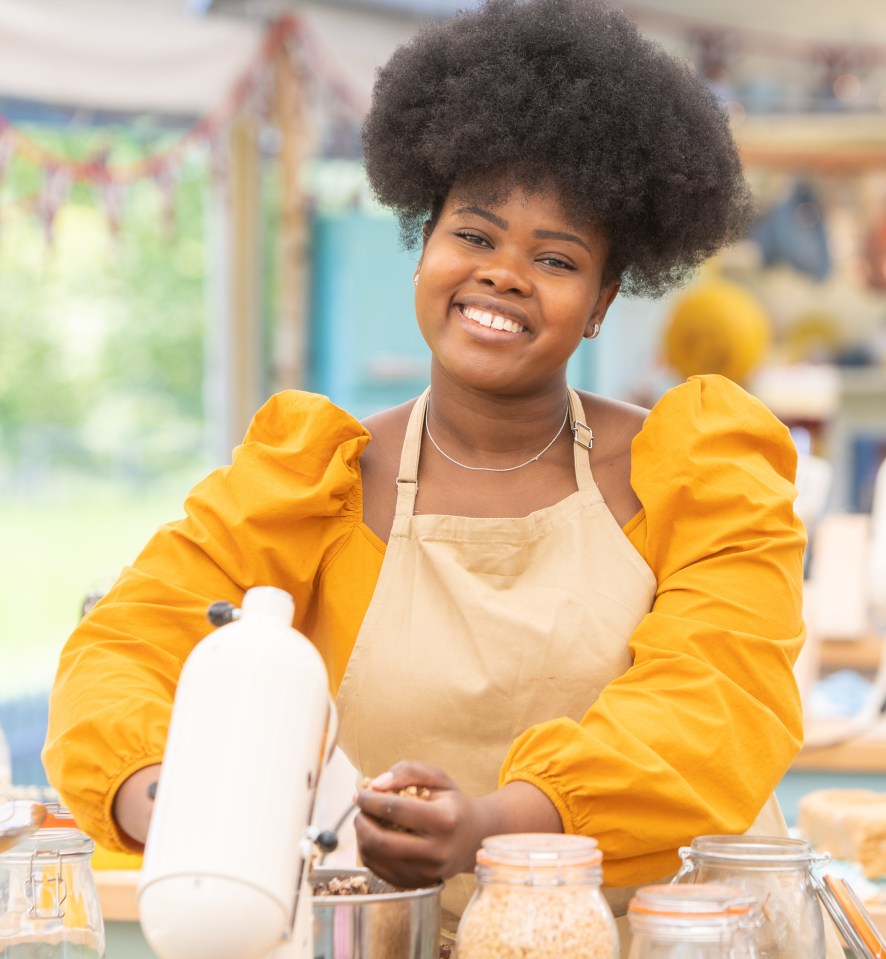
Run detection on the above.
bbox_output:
[585,322,601,339]
[413,272,420,286]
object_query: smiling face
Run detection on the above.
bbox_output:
[414,183,619,398]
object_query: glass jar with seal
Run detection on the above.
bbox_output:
[456,833,617,959]
[627,883,761,959]
[673,835,827,959]
[0,826,105,958]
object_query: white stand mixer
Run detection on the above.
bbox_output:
[138,586,338,959]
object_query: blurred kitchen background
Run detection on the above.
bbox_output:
[1,0,885,811]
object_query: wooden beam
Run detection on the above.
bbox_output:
[204,114,263,462]
[272,49,309,393]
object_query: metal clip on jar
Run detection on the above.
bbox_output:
[673,835,827,959]
[627,883,761,959]
[0,826,106,958]
[456,834,618,959]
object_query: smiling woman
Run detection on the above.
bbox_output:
[44,1,815,955]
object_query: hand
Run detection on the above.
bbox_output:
[353,761,564,889]
[354,761,483,888]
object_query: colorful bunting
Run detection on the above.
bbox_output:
[0,15,364,238]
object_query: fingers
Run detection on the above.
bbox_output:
[367,760,455,794]
[354,813,446,888]
[356,780,439,835]
[356,760,449,834]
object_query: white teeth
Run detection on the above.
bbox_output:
[463,306,525,334]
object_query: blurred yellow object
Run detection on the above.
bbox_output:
[664,280,772,384]
[784,310,840,363]
[91,842,142,870]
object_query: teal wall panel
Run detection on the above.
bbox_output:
[308,212,429,417]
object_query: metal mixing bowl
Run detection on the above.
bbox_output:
[312,867,441,959]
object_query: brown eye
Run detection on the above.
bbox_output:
[455,231,489,246]
[539,255,576,270]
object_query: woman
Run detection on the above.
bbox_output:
[45,0,808,947]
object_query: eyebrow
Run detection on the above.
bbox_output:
[453,205,508,230]
[452,205,592,254]
[533,229,592,255]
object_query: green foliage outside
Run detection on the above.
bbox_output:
[0,125,207,487]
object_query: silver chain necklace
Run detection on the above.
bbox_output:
[424,396,570,473]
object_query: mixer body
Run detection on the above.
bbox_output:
[138,587,334,959]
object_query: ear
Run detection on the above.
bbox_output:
[585,278,620,337]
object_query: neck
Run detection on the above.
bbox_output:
[425,374,571,466]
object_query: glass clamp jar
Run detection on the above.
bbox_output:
[456,833,618,959]
[627,883,761,959]
[673,835,828,959]
[0,827,106,958]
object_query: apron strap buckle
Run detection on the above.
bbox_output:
[572,421,594,451]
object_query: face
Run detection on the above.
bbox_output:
[414,185,619,397]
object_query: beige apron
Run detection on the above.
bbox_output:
[335,386,827,956]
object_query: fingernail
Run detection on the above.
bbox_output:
[371,771,394,789]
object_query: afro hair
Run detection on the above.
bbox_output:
[361,0,755,297]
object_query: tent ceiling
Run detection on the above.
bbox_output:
[2,0,884,118]
[0,0,262,115]
[219,0,886,47]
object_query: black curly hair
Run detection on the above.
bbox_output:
[361,0,755,297]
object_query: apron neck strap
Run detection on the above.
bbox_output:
[395,386,595,517]
[394,386,430,516]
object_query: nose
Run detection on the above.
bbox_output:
[474,249,532,296]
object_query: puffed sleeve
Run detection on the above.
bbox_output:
[500,374,806,886]
[43,391,370,851]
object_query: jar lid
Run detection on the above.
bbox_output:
[812,873,886,959]
[477,833,602,867]
[0,827,95,860]
[629,884,758,919]
[685,834,817,865]
[40,803,77,829]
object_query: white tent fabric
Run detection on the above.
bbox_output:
[0,0,428,120]
[0,0,263,115]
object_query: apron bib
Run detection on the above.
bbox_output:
[335,386,803,955]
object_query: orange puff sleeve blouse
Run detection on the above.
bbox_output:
[43,374,805,886]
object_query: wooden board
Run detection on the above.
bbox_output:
[94,869,140,922]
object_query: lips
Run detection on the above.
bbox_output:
[459,305,527,334]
